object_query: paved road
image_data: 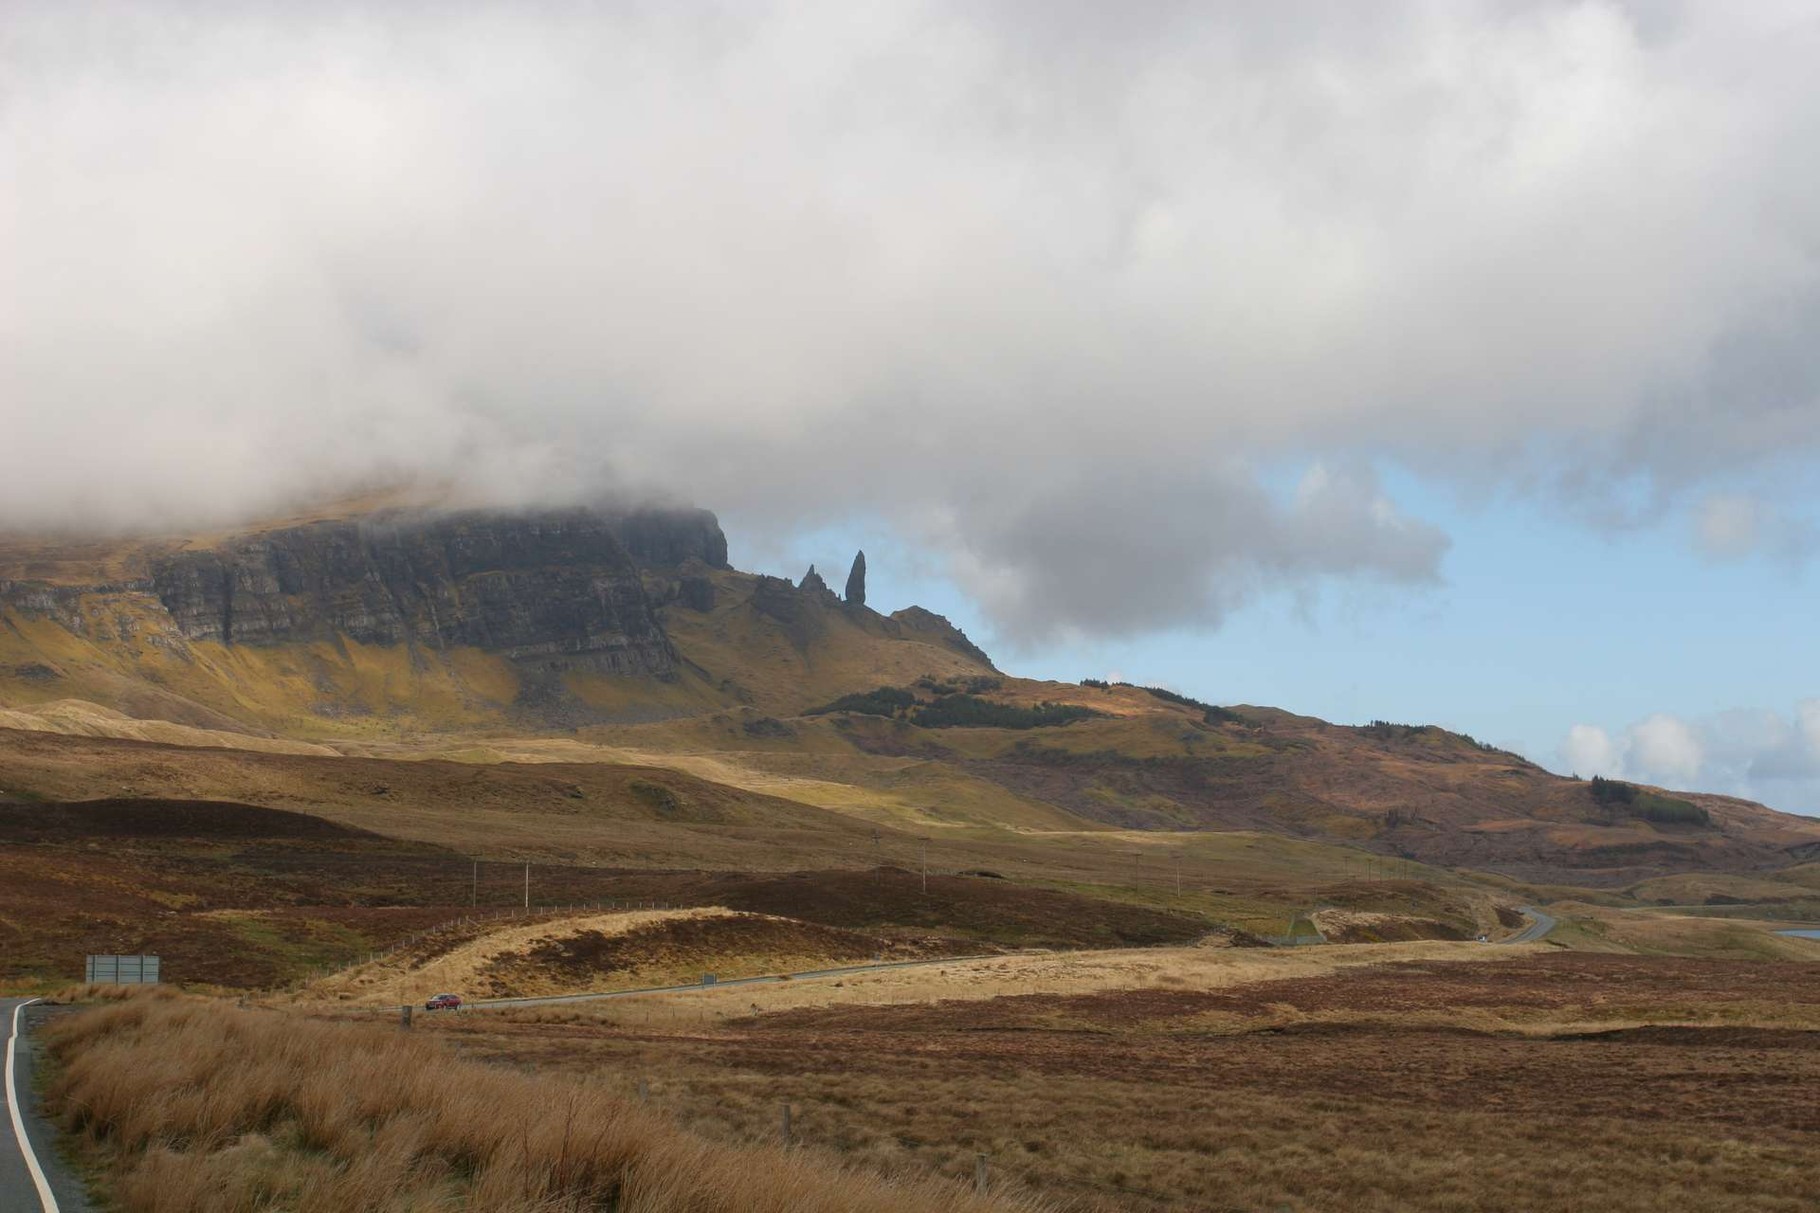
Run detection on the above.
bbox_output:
[1500,905,1557,944]
[3,998,90,1213]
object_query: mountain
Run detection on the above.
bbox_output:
[0,501,991,736]
[2,499,1816,888]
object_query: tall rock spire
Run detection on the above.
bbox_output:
[844,550,867,608]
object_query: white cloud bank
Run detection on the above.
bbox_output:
[3,1,1819,641]
[1560,700,1820,815]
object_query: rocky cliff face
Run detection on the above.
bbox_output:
[0,501,1005,728]
[140,507,725,676]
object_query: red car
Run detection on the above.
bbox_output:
[424,993,462,1011]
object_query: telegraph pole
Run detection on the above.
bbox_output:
[1173,851,1182,896]
[523,861,530,910]
[471,859,478,907]
[919,836,928,895]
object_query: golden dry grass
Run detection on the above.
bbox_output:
[44,991,1044,1213]
[433,952,1820,1213]
[306,907,727,1004]
[0,699,337,755]
[469,938,1532,1031]
[1548,903,1820,959]
[289,901,1009,1012]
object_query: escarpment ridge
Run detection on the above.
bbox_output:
[0,502,992,733]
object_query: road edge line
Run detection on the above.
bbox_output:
[6,999,61,1213]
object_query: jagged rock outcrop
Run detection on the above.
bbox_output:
[797,565,841,607]
[750,574,826,651]
[141,508,723,676]
[891,606,996,670]
[844,550,866,608]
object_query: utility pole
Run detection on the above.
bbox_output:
[471,859,478,907]
[523,861,530,910]
[919,836,928,895]
[1173,851,1182,896]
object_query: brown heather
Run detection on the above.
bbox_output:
[43,991,1042,1213]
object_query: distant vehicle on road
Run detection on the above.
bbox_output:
[424,993,462,1011]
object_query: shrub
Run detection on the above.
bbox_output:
[1590,775,1639,808]
[1113,683,1246,725]
[1636,795,1710,826]
[806,687,917,718]
[1360,720,1429,741]
[1122,684,1208,711]
[1588,777,1710,826]
[911,695,1101,730]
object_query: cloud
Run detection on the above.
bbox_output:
[1626,713,1704,784]
[1559,700,1820,814]
[1692,494,1818,564]
[923,460,1445,644]
[3,1,1819,640]
[1563,723,1623,779]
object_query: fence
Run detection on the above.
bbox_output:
[86,954,161,983]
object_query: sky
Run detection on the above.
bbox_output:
[1,1,1817,811]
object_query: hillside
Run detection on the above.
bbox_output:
[3,500,1817,892]
[0,501,992,736]
[565,677,1820,883]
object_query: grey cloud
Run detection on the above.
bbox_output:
[2,1,1818,640]
[911,461,1445,645]
[1691,494,1818,565]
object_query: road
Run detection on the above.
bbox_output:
[3,998,90,1213]
[1501,905,1557,944]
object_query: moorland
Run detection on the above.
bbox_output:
[5,498,1819,1210]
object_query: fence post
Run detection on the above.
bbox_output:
[637,1078,649,1103]
[975,1152,988,1194]
[399,1004,412,1030]
[780,1102,792,1147]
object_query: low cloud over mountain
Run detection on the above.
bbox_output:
[4,2,1818,641]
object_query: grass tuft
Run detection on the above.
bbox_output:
[44,992,1043,1212]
